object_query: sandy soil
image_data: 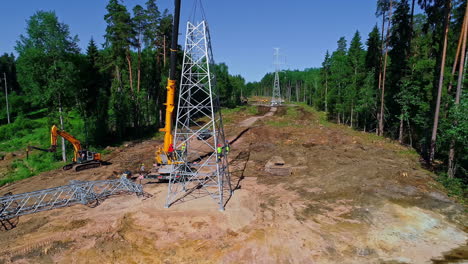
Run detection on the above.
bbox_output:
[0,105,466,264]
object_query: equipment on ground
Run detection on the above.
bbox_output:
[146,0,182,180]
[145,0,231,211]
[0,175,143,222]
[164,18,231,211]
[27,125,103,172]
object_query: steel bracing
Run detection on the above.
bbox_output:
[0,176,143,221]
[165,20,231,211]
[271,48,282,106]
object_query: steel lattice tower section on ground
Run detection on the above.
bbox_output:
[271,48,282,106]
[165,21,232,211]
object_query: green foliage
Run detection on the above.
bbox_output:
[246,106,259,115]
[286,107,299,119]
[0,153,63,186]
[0,115,47,152]
[15,10,80,109]
[437,174,467,205]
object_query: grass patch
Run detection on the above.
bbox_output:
[221,106,243,115]
[221,106,244,124]
[397,149,419,159]
[437,174,468,205]
[0,153,64,186]
[265,120,295,127]
[0,110,93,187]
[246,106,259,115]
[152,131,165,141]
[0,116,49,152]
[285,107,299,118]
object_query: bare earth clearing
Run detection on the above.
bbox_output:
[0,105,467,264]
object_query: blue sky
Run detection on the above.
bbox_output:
[1,0,388,82]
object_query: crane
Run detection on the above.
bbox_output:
[146,0,182,180]
[27,125,103,172]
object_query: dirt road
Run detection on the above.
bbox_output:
[0,105,466,263]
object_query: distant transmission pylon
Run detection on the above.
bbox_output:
[165,20,232,211]
[271,48,282,106]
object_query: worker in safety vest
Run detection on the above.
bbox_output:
[181,142,186,152]
[224,140,230,154]
[217,144,223,162]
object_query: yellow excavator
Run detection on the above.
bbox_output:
[27,125,103,172]
[145,0,182,180]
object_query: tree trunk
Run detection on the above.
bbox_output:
[448,6,468,178]
[379,0,393,136]
[126,49,134,92]
[325,75,328,112]
[350,104,354,128]
[409,0,416,53]
[407,119,413,147]
[303,82,306,102]
[445,13,467,116]
[163,35,167,67]
[399,114,404,144]
[295,81,299,102]
[137,42,141,93]
[430,0,452,162]
[377,8,386,127]
[376,113,380,135]
[58,96,66,162]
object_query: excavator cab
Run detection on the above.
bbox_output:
[77,150,101,164]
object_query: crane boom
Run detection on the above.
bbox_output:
[156,0,182,164]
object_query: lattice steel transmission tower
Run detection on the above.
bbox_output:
[271,48,282,106]
[165,20,231,211]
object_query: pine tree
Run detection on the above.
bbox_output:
[389,0,412,142]
[320,51,331,112]
[347,31,365,127]
[133,4,147,92]
[104,0,136,137]
[329,37,351,124]
[79,38,110,145]
[366,25,382,86]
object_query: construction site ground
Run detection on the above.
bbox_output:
[0,104,467,264]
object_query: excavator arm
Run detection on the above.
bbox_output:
[50,125,82,162]
[27,125,102,171]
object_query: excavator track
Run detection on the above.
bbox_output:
[63,163,74,171]
[75,162,101,172]
[62,161,102,172]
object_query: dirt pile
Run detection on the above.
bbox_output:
[0,105,466,263]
